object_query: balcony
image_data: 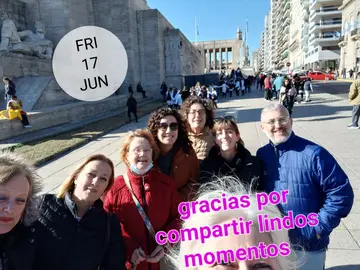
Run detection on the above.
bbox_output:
[309,20,342,34]
[304,48,340,65]
[338,35,347,47]
[351,28,360,40]
[302,8,309,20]
[310,0,343,11]
[310,7,342,21]
[309,32,340,46]
[289,39,300,52]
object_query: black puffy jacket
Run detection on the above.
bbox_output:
[0,223,36,270]
[200,144,264,191]
[33,194,125,270]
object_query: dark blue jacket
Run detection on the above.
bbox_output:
[256,132,354,251]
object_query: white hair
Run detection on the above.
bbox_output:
[261,103,290,122]
[165,177,303,270]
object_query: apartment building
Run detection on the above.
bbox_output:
[253,50,259,72]
[289,0,307,71]
[275,0,291,70]
[304,0,342,71]
[338,0,360,77]
[260,31,265,71]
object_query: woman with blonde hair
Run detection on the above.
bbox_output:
[104,129,181,270]
[200,116,263,191]
[0,151,42,270]
[165,177,299,270]
[33,154,125,270]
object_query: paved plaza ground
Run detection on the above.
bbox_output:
[37,87,360,269]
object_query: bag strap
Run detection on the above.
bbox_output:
[123,173,156,237]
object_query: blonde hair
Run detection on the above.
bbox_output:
[120,129,159,167]
[0,151,43,226]
[166,177,301,269]
[57,154,114,199]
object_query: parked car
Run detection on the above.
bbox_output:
[307,71,335,80]
[296,72,312,81]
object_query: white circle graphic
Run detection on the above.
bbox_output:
[52,26,128,102]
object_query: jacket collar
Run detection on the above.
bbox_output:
[209,142,251,164]
[269,131,296,150]
[64,192,103,221]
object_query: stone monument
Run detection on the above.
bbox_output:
[0,12,53,59]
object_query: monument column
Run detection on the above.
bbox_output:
[226,47,229,70]
[213,42,216,70]
[219,47,222,70]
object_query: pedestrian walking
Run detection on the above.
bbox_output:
[348,72,360,129]
[3,77,16,105]
[126,92,138,123]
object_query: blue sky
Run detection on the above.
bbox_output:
[147,0,270,60]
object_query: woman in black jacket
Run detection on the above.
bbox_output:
[33,154,125,270]
[200,116,264,192]
[0,151,42,270]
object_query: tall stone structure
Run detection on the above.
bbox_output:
[195,28,249,72]
[0,0,204,110]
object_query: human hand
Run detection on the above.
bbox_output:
[131,247,147,265]
[146,245,165,263]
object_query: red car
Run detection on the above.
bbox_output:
[307,71,335,80]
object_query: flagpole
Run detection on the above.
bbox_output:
[195,16,197,45]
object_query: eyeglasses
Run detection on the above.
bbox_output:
[189,110,206,116]
[159,122,179,131]
[214,115,236,122]
[263,117,290,126]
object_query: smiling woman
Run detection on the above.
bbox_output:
[148,108,200,201]
[0,151,42,270]
[179,96,216,161]
[104,129,181,270]
[33,154,125,270]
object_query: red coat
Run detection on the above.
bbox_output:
[104,168,181,270]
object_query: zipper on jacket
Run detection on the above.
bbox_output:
[274,145,279,159]
[141,176,152,270]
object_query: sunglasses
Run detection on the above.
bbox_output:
[159,122,179,131]
[214,115,236,122]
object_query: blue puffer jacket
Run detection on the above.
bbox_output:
[256,132,354,252]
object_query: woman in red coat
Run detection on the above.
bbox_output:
[104,129,181,270]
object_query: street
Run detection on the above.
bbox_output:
[313,81,352,101]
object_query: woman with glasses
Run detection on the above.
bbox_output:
[148,108,199,201]
[199,116,264,191]
[104,129,181,270]
[179,96,216,162]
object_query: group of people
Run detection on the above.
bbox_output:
[0,92,354,269]
[258,73,314,117]
[0,77,31,128]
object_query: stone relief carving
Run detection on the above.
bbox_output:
[0,12,53,59]
[165,39,180,74]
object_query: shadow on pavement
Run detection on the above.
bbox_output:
[295,116,349,122]
[326,265,360,270]
[230,104,351,124]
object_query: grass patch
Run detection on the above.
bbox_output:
[11,100,164,166]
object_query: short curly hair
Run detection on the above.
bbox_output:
[120,129,159,167]
[147,108,192,154]
[179,96,215,130]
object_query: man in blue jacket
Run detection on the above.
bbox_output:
[256,103,354,270]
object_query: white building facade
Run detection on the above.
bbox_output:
[338,0,360,78]
[304,0,342,71]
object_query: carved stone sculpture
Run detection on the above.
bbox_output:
[19,21,53,59]
[0,13,53,59]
